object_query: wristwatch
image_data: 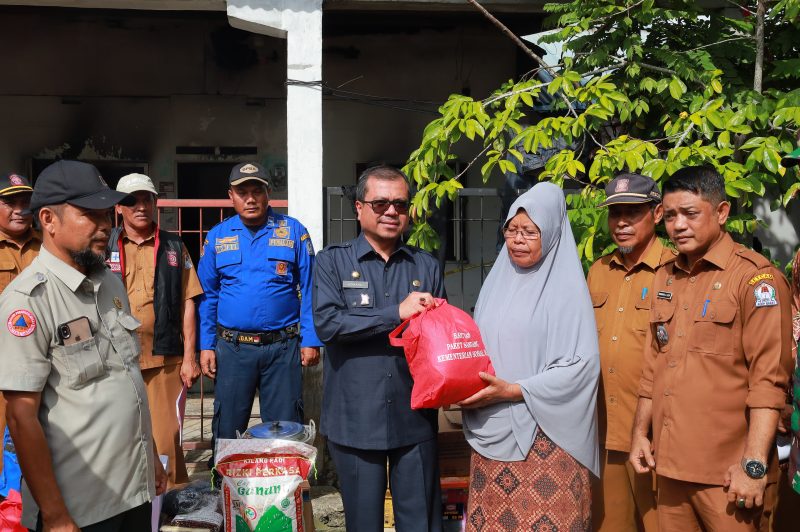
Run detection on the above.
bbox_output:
[741,458,767,479]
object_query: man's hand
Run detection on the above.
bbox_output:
[154,453,168,495]
[629,434,656,474]
[300,347,320,367]
[180,357,201,388]
[399,292,437,320]
[458,373,522,409]
[777,403,792,434]
[724,463,768,509]
[41,513,80,532]
[200,350,216,379]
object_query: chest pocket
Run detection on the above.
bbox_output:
[344,287,375,309]
[650,301,675,353]
[634,297,651,334]
[591,292,608,333]
[688,302,737,356]
[265,245,296,282]
[54,337,107,390]
[215,247,242,269]
[115,312,142,363]
[0,261,16,291]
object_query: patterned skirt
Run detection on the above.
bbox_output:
[467,429,592,531]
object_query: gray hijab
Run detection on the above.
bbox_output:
[463,182,600,476]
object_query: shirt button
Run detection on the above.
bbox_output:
[677,332,684,338]
[609,396,616,404]
[669,361,677,368]
[611,336,618,341]
[625,276,631,282]
[387,373,392,378]
[608,367,615,374]
[663,421,669,427]
[618,307,624,312]
[689,277,696,283]
[683,304,689,310]
[664,389,671,396]
[385,292,390,297]
[387,399,393,404]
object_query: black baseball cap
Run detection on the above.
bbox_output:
[0,173,33,197]
[782,147,800,168]
[599,172,662,207]
[30,160,134,211]
[229,162,270,188]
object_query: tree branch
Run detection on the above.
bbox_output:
[753,0,765,94]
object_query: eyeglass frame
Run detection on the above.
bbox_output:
[503,228,541,241]
[360,199,411,215]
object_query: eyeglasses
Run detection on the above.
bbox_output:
[361,199,410,215]
[503,228,541,240]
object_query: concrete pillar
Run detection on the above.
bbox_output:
[226,0,323,253]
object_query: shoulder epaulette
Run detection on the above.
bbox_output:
[323,242,352,251]
[13,271,47,296]
[735,246,771,269]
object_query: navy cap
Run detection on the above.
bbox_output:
[599,172,662,207]
[0,173,33,197]
[30,160,134,211]
[229,162,270,188]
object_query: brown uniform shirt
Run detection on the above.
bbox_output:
[0,229,41,293]
[121,230,203,370]
[588,239,677,452]
[639,233,792,485]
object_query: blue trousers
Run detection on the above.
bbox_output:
[212,335,303,445]
[328,439,442,532]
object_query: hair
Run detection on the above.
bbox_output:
[355,165,410,202]
[662,165,726,206]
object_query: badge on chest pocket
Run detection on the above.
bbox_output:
[345,288,374,308]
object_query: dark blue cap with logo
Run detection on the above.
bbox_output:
[30,160,134,211]
[599,172,662,207]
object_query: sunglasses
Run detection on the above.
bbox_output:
[361,199,410,215]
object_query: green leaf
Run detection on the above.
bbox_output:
[668,77,686,100]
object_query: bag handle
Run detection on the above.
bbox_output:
[388,318,414,347]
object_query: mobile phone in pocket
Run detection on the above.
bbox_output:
[57,316,92,346]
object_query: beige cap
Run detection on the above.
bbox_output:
[116,173,158,195]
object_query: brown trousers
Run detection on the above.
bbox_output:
[593,448,659,532]
[657,475,776,532]
[142,363,188,488]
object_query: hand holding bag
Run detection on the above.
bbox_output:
[389,298,495,409]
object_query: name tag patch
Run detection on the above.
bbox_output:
[343,280,368,289]
[269,238,295,249]
[753,282,777,307]
[657,291,673,301]
[215,236,239,253]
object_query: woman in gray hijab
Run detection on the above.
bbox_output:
[460,182,600,530]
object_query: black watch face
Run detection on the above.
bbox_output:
[745,460,766,478]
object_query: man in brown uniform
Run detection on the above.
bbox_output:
[108,173,203,487]
[630,166,792,531]
[0,172,40,480]
[589,173,674,531]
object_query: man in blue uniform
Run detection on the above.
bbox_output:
[197,162,320,450]
[313,165,445,531]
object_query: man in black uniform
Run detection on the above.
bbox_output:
[313,165,445,531]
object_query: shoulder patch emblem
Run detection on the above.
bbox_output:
[7,309,37,337]
[166,250,179,267]
[301,233,310,241]
[753,281,777,308]
[184,255,193,270]
[748,273,774,286]
[275,261,288,275]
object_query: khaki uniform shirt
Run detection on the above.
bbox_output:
[121,231,203,369]
[588,239,677,452]
[0,246,155,528]
[639,233,792,485]
[0,229,41,293]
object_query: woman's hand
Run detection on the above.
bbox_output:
[457,372,523,409]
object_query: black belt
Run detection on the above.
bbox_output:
[217,324,299,346]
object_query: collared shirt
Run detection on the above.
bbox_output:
[587,239,677,452]
[0,246,154,528]
[639,233,792,485]
[0,229,41,293]
[120,229,203,369]
[197,208,321,350]
[313,233,446,449]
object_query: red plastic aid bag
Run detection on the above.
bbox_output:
[0,489,26,532]
[389,298,494,409]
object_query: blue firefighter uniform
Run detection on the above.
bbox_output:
[197,208,320,441]
[313,233,446,531]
